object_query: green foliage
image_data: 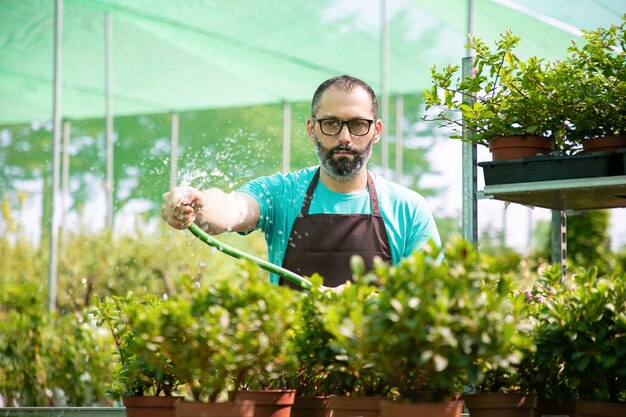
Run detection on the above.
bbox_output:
[334,238,529,402]
[153,266,298,402]
[558,15,626,141]
[0,282,113,406]
[424,30,566,149]
[322,273,392,397]
[92,293,183,399]
[0,225,269,405]
[522,267,626,402]
[424,16,626,152]
[534,210,617,275]
[286,275,339,397]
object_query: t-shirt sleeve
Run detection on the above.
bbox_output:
[404,195,441,257]
[236,174,284,235]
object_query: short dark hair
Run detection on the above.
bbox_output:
[311,75,379,119]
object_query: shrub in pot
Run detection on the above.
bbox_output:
[423,31,565,159]
[557,16,626,149]
[521,266,626,415]
[363,238,528,416]
[152,266,297,416]
[321,271,394,417]
[92,293,184,416]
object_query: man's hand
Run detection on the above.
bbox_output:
[161,186,205,230]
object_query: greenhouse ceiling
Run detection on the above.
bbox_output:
[0,0,624,126]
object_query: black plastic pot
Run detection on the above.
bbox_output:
[479,152,624,186]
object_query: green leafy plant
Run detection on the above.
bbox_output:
[154,265,297,402]
[92,293,183,399]
[363,238,529,402]
[424,31,565,149]
[558,15,626,142]
[521,266,626,403]
[321,273,392,397]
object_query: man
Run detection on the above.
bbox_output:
[162,75,441,287]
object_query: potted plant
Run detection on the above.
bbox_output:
[359,238,528,417]
[521,266,626,417]
[153,268,297,417]
[461,276,540,417]
[320,271,394,417]
[558,15,626,152]
[423,30,564,160]
[285,276,334,417]
[228,264,300,417]
[92,293,184,417]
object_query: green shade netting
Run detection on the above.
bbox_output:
[0,0,624,126]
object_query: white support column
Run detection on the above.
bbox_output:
[105,12,114,230]
[170,112,179,189]
[282,101,291,174]
[379,0,389,173]
[61,119,71,232]
[48,0,63,314]
[394,95,404,182]
[551,209,567,282]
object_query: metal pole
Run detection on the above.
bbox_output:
[170,112,179,189]
[282,101,291,174]
[380,0,389,173]
[61,120,71,232]
[551,209,567,282]
[105,12,114,230]
[461,56,477,244]
[467,0,475,57]
[394,95,403,182]
[48,0,63,314]
[461,0,477,244]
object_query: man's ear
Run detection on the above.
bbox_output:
[373,119,383,143]
[306,118,316,141]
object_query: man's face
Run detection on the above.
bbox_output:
[308,86,382,182]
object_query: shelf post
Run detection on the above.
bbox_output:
[461,56,477,244]
[551,209,567,282]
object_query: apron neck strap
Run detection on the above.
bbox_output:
[301,167,380,215]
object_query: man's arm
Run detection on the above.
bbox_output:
[162,187,260,235]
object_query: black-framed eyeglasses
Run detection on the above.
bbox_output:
[313,118,374,136]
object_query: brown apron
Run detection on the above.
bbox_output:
[280,168,392,288]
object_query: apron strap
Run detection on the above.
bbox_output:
[301,167,381,216]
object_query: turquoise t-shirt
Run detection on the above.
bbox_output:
[237,166,441,284]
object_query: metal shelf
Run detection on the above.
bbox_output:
[477,175,626,210]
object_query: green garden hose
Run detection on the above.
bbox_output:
[188,223,312,289]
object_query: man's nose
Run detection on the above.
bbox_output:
[336,124,352,143]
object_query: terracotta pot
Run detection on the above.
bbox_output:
[175,401,254,417]
[582,135,626,153]
[536,398,626,417]
[488,135,554,161]
[328,395,382,417]
[123,395,183,417]
[462,392,536,417]
[231,390,295,417]
[379,399,463,417]
[290,396,330,417]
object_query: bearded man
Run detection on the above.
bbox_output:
[162,75,441,288]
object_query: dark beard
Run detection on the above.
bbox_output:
[313,135,374,182]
